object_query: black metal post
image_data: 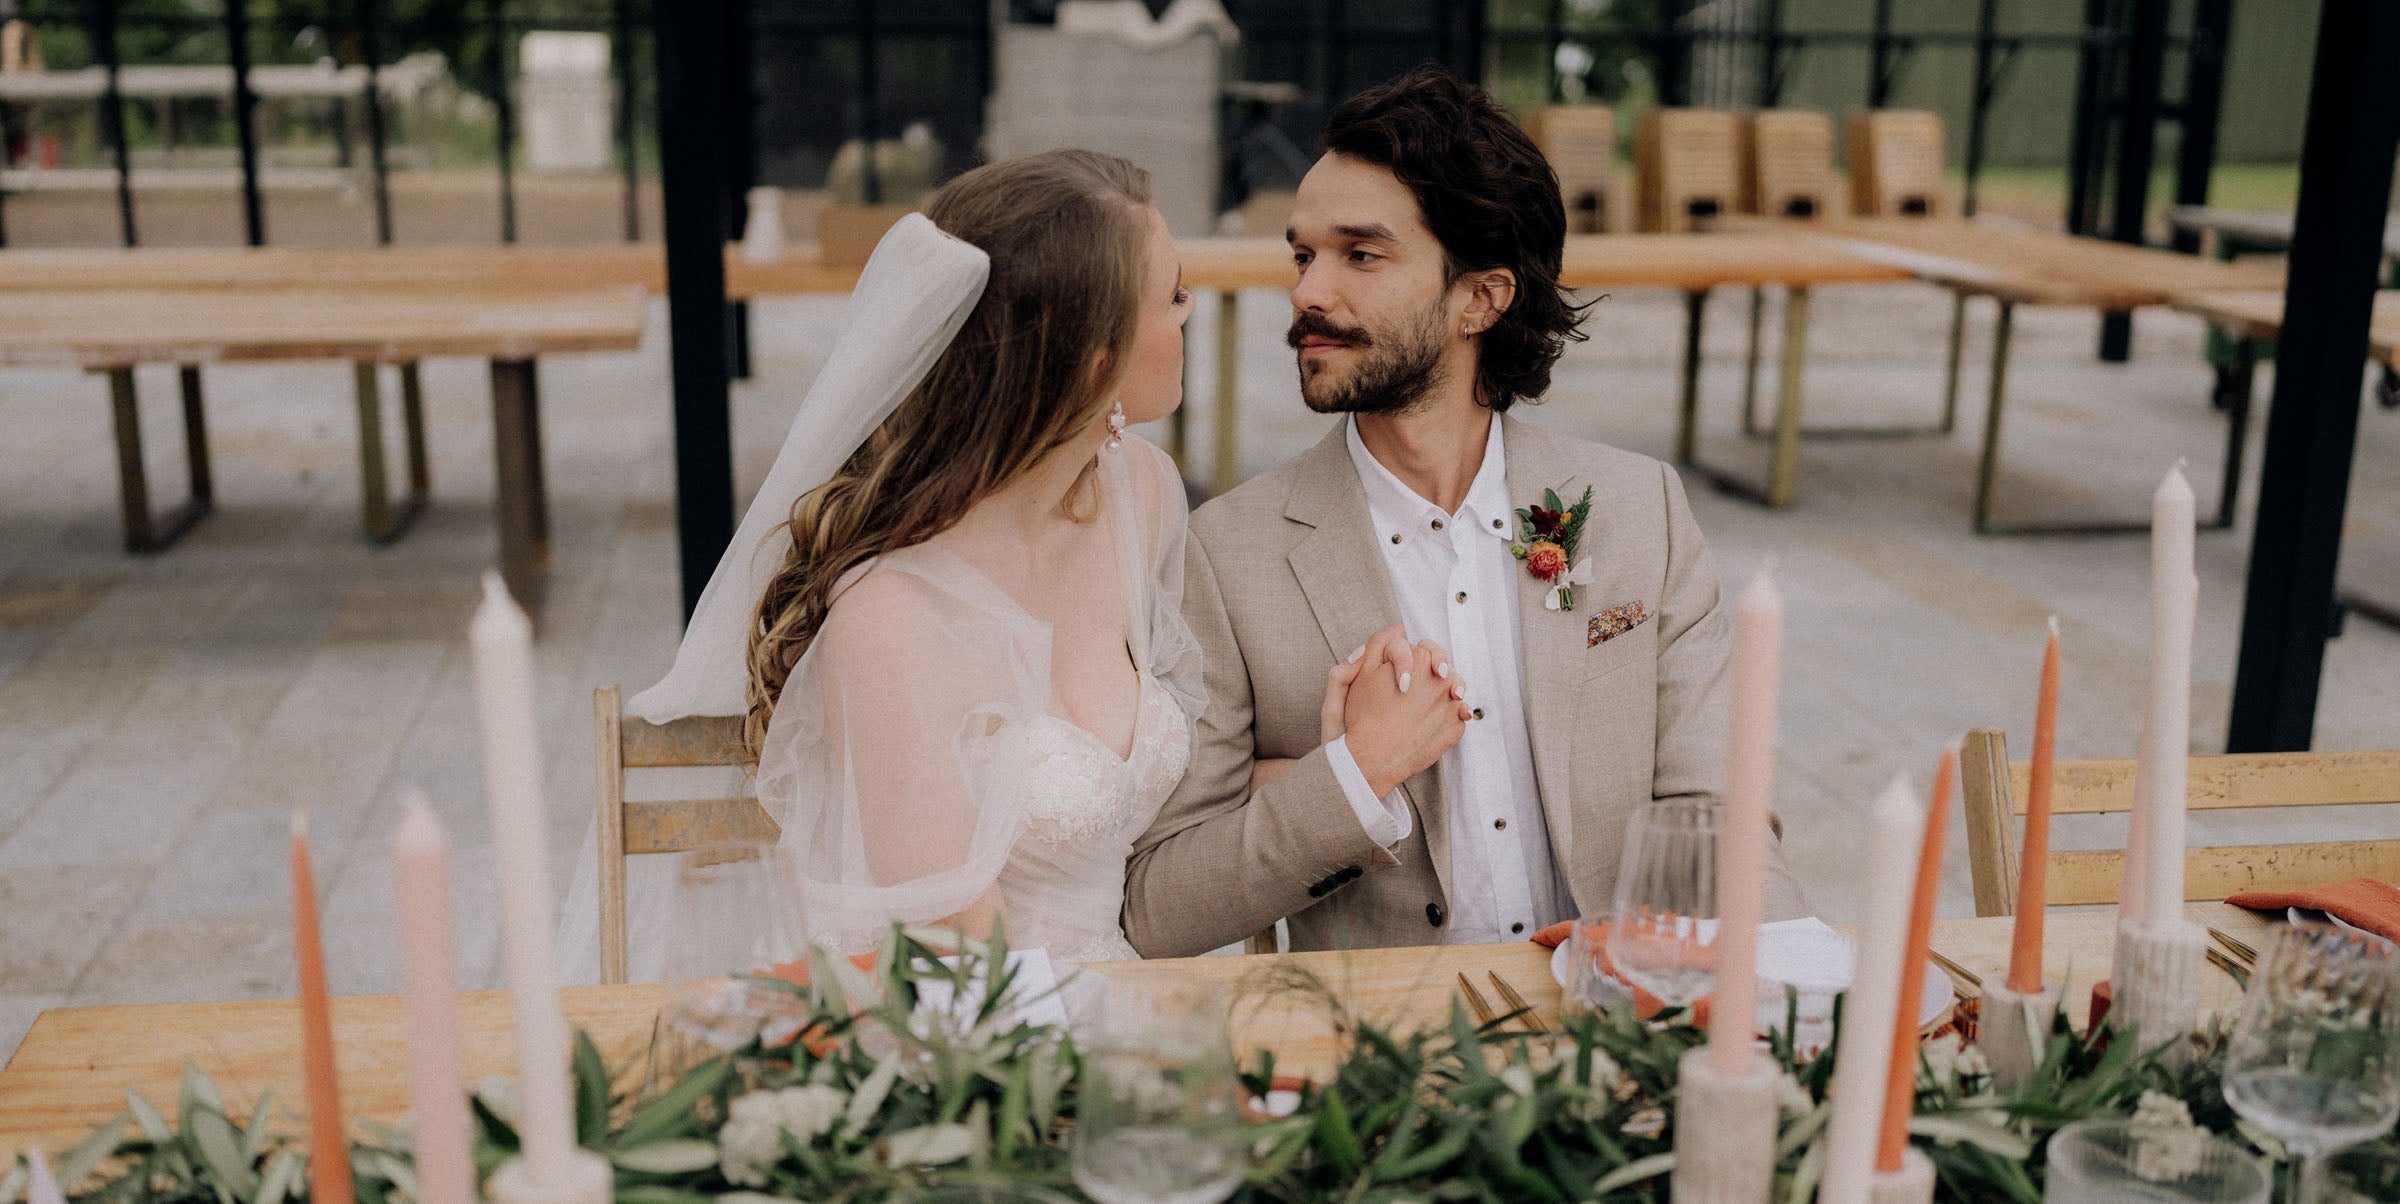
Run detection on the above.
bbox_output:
[487,0,517,242]
[613,0,640,241]
[224,0,264,244]
[853,0,877,201]
[2097,0,2166,362]
[654,0,736,621]
[359,0,394,244]
[1659,0,1694,107]
[2064,0,2118,237]
[1543,0,1563,103]
[90,0,137,246]
[1962,0,1998,215]
[1867,0,1896,106]
[2172,0,2233,255]
[1756,0,1785,108]
[2226,0,2400,752]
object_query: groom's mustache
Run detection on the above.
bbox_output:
[1287,313,1371,351]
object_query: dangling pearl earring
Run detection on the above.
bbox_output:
[1105,399,1127,449]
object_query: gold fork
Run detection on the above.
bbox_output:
[1457,973,1499,1026]
[2209,927,2258,968]
[1488,972,1551,1034]
[1927,949,1984,999]
[2207,946,2251,988]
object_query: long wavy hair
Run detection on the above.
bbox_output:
[743,150,1156,760]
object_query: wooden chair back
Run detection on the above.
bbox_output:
[593,684,781,983]
[1845,109,1946,217]
[1957,728,2400,916]
[1744,110,1836,220]
[1524,105,1618,233]
[1636,108,1742,233]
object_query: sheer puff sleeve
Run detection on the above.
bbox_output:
[1104,435,1205,725]
[754,551,1054,954]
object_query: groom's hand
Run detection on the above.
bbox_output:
[1341,630,1471,798]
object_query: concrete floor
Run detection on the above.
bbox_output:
[5,270,2400,1061]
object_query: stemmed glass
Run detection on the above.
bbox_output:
[1070,974,1245,1204]
[2220,922,2400,1204]
[1607,799,1721,1009]
[648,842,813,1089]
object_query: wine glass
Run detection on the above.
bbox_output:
[1607,799,1720,1008]
[1070,974,1245,1204]
[1561,914,1630,1014]
[648,842,813,1088]
[2220,922,2400,1204]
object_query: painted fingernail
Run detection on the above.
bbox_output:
[1434,661,1451,679]
[1348,645,1365,663]
[1398,671,1412,693]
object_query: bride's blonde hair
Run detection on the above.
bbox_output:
[744,149,1156,760]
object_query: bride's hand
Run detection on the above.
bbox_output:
[1341,629,1471,797]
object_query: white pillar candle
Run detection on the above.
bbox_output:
[394,794,475,1204]
[470,573,577,1176]
[2141,467,2196,925]
[1711,569,1781,1075]
[1820,777,1925,1204]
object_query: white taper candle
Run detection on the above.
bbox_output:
[2141,466,2196,925]
[1819,776,1926,1204]
[470,572,577,1175]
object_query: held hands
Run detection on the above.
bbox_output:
[1322,624,1471,797]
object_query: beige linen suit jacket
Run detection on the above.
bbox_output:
[1122,414,1806,957]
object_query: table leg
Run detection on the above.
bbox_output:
[1942,292,1967,435]
[490,357,550,610]
[1675,289,1705,465]
[353,362,430,544]
[1740,285,1765,437]
[2210,338,2257,531]
[107,366,212,554]
[1766,287,1810,508]
[1971,301,2015,534]
[1211,289,1240,498]
[401,361,432,496]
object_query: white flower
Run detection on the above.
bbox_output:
[2132,1090,2196,1130]
[1953,1044,1992,1090]
[717,1085,851,1187]
[1499,1064,1537,1099]
[2129,1091,2208,1182]
[1917,1033,1963,1088]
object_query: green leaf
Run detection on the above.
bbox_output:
[125,1090,173,1146]
[994,1060,1029,1161]
[0,1159,26,1204]
[1377,1120,1475,1182]
[181,1065,226,1114]
[573,1030,613,1147]
[185,1106,256,1204]
[1907,1114,2033,1160]
[1314,1090,1361,1176]
[612,1186,719,1204]
[242,1091,275,1161]
[845,1053,903,1135]
[255,1150,300,1204]
[1591,1150,1674,1195]
[55,1117,127,1193]
[607,1142,723,1176]
[618,1059,731,1148]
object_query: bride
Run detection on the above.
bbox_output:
[628,149,1194,963]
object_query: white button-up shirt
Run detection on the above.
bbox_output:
[1322,415,1571,943]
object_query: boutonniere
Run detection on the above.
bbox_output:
[1512,485,1595,611]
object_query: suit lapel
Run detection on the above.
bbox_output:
[1504,416,1586,893]
[1284,422,1451,905]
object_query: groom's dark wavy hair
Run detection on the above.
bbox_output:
[745,150,1155,762]
[1320,64,1590,411]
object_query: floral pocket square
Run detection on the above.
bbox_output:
[1586,601,1650,648]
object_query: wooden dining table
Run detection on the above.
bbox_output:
[0,904,2273,1160]
[0,284,648,609]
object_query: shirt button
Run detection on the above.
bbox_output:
[1389,534,1402,545]
[1455,591,1467,603]
[1494,818,1507,830]
[1472,707,1485,720]
[1430,518,1444,531]
[1491,518,1503,529]
[1510,921,1525,935]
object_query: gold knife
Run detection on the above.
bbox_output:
[1457,972,1498,1026]
[1928,949,1984,998]
[1488,971,1551,1034]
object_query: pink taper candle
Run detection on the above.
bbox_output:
[395,794,475,1204]
[2007,619,2059,993]
[2141,467,2197,924]
[292,811,354,1204]
[1710,569,1782,1074]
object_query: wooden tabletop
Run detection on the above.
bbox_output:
[0,232,1907,304]
[0,285,650,369]
[2165,206,2400,259]
[0,905,2270,1158]
[1756,217,2289,309]
[2167,288,2400,366]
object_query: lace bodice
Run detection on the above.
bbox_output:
[1005,672,1192,962]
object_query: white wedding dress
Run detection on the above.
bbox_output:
[753,436,1200,961]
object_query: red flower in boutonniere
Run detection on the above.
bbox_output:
[1512,485,1595,610]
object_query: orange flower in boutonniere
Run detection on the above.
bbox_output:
[1513,485,1596,610]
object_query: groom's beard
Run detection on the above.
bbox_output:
[1288,298,1451,417]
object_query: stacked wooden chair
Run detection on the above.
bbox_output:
[1846,109,1946,218]
[1743,110,1838,220]
[1636,108,1743,232]
[1523,105,1619,233]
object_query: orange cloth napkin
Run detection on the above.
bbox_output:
[1529,920,1712,1025]
[2225,878,2400,944]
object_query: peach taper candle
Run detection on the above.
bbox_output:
[395,794,474,1204]
[1711,568,1781,1074]
[2007,618,2059,993]
[292,810,354,1204]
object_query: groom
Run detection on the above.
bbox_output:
[1123,65,1807,956]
